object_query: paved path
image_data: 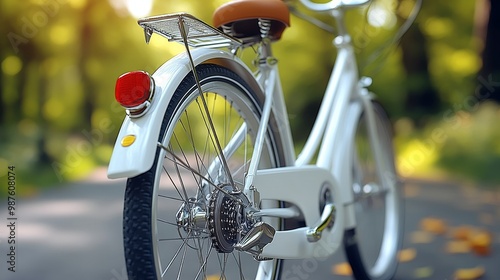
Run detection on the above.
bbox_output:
[0,169,128,280]
[0,169,499,279]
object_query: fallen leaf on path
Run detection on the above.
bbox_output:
[454,266,485,280]
[420,217,447,235]
[398,248,416,262]
[413,266,433,278]
[332,262,352,276]
[445,240,470,254]
[468,230,492,256]
[410,230,434,244]
[451,225,474,240]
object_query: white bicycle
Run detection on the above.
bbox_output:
[108,0,417,279]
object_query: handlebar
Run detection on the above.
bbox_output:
[298,0,371,12]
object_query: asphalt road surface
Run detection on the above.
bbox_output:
[0,168,499,280]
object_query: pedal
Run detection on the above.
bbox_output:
[234,222,275,253]
[306,202,336,242]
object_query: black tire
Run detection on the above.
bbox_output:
[123,64,286,280]
[344,102,403,280]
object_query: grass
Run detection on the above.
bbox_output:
[0,164,64,198]
[394,102,500,188]
[0,145,109,198]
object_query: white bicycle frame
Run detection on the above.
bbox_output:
[242,8,386,259]
[108,0,387,261]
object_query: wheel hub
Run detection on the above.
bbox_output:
[176,197,207,236]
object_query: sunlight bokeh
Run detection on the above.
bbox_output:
[367,1,397,29]
[125,0,153,18]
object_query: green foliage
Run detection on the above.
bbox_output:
[395,102,500,188]
[436,103,500,187]
[0,0,493,187]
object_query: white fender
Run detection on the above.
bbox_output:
[107,48,261,179]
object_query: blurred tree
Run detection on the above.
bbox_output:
[0,68,4,125]
[478,0,500,102]
[80,1,97,130]
[400,23,441,124]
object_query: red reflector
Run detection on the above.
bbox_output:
[115,71,153,108]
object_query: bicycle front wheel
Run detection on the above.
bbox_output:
[344,102,403,280]
[122,64,287,280]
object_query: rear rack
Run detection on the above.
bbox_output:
[138,13,242,48]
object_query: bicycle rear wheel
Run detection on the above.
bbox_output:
[344,102,403,280]
[122,64,287,280]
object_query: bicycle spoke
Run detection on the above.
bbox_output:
[157,218,208,236]
[177,114,211,186]
[161,230,193,277]
[170,134,210,199]
[157,218,180,227]
[194,246,215,279]
[163,147,190,203]
[218,253,229,279]
[158,194,184,202]
[160,145,246,205]
[233,252,246,280]
[172,147,191,202]
[195,237,208,279]
[176,241,188,280]
[195,94,236,189]
[158,236,208,242]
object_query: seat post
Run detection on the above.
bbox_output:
[257,19,276,66]
[331,10,352,50]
